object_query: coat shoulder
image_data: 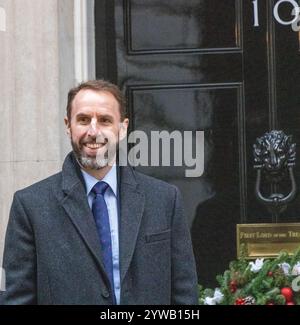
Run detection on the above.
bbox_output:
[14,172,62,201]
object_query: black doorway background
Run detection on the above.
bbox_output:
[95,0,300,287]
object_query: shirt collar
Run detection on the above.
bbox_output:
[81,165,117,197]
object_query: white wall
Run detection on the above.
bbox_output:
[0,0,95,265]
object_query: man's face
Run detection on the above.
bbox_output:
[65,89,128,169]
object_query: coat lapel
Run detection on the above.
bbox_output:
[119,166,145,284]
[59,153,145,286]
[59,153,108,283]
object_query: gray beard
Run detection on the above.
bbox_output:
[71,141,108,170]
[78,155,108,170]
[71,140,117,170]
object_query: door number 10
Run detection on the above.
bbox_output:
[252,0,300,27]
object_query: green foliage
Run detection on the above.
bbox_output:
[199,247,300,305]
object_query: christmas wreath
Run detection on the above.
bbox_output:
[198,247,300,305]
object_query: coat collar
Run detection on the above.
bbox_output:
[60,153,111,286]
[61,152,86,194]
[60,152,145,286]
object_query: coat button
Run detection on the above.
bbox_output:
[101,289,110,298]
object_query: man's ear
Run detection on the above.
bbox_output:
[119,118,129,141]
[64,117,71,137]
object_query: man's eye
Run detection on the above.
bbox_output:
[100,118,112,124]
[78,117,90,124]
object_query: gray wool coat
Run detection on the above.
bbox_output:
[0,152,198,305]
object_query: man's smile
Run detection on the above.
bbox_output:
[84,142,105,150]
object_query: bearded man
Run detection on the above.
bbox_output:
[0,80,198,305]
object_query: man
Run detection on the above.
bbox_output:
[0,80,198,305]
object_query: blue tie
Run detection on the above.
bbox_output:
[91,181,115,301]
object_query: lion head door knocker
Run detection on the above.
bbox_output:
[253,130,297,221]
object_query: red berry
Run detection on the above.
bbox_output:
[268,271,273,277]
[235,298,245,305]
[281,287,293,302]
[230,280,237,293]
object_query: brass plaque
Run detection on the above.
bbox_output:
[236,223,300,259]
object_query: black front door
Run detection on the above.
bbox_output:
[95,0,300,287]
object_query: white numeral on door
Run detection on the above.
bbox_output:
[253,0,259,27]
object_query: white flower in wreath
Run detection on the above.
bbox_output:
[291,262,300,276]
[249,258,264,273]
[204,288,224,305]
[213,288,224,304]
[204,297,217,305]
[279,262,291,275]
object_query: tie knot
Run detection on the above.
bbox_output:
[92,181,109,195]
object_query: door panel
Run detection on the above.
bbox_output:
[272,1,300,222]
[95,0,300,287]
[125,0,239,53]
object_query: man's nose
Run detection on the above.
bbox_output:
[87,119,99,136]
